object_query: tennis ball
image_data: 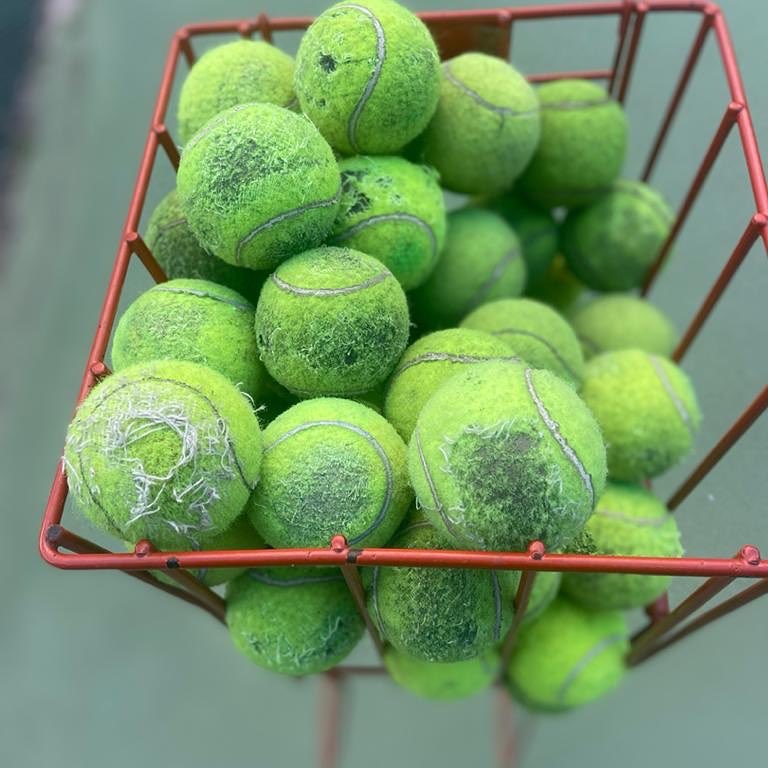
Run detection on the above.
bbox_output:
[111,279,266,400]
[517,79,628,209]
[526,254,586,316]
[144,191,266,304]
[384,328,519,441]
[63,360,262,551]
[368,518,519,662]
[523,570,562,624]
[177,103,340,271]
[413,209,526,331]
[226,567,364,676]
[561,180,674,291]
[420,53,540,194]
[385,646,499,700]
[255,246,410,397]
[330,155,446,290]
[506,597,628,712]
[562,483,683,610]
[249,397,411,548]
[295,0,440,155]
[461,298,585,388]
[580,349,701,481]
[177,40,296,145]
[570,294,678,359]
[409,361,606,552]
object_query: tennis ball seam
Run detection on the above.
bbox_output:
[153,285,253,312]
[331,212,438,261]
[263,419,395,546]
[576,332,602,356]
[235,187,342,265]
[556,631,626,705]
[647,354,694,434]
[247,571,345,587]
[541,96,612,111]
[614,180,675,225]
[489,570,503,641]
[492,327,581,382]
[152,217,188,246]
[595,508,671,528]
[464,246,524,314]
[444,63,539,118]
[389,351,520,384]
[269,269,390,297]
[184,102,252,153]
[524,367,595,506]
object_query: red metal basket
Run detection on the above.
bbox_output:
[39,1,768,766]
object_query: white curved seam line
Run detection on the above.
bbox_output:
[647,355,692,434]
[153,285,253,312]
[556,632,626,705]
[492,327,580,382]
[248,571,345,587]
[391,352,520,381]
[444,64,539,118]
[270,269,389,297]
[332,212,437,257]
[465,247,522,312]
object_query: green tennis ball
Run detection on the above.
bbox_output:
[413,209,526,331]
[177,103,341,271]
[506,597,628,712]
[330,155,446,290]
[570,294,678,359]
[226,567,364,676]
[461,298,585,388]
[249,397,411,548]
[580,349,701,481]
[144,191,266,304]
[255,246,410,397]
[111,279,266,401]
[421,53,540,194]
[523,570,562,624]
[384,328,519,441]
[562,483,683,610]
[526,254,587,316]
[63,360,262,551]
[409,361,606,552]
[368,518,519,662]
[385,646,499,700]
[561,180,673,291]
[295,0,440,155]
[517,79,628,209]
[177,40,296,145]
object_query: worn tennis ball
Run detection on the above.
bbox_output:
[580,349,701,481]
[506,597,629,712]
[255,246,410,397]
[570,294,678,359]
[526,254,587,316]
[409,361,606,552]
[295,0,440,155]
[177,103,341,271]
[461,298,585,388]
[413,209,526,331]
[111,279,266,400]
[249,397,411,548]
[561,180,674,291]
[517,79,628,209]
[562,483,683,610]
[226,567,364,676]
[369,518,519,662]
[330,155,446,290]
[384,328,519,441]
[144,191,266,303]
[177,40,296,145]
[63,360,262,551]
[385,646,499,700]
[421,53,540,194]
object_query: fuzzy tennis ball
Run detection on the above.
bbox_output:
[249,397,411,548]
[111,279,266,400]
[63,360,262,551]
[523,570,562,624]
[226,567,364,676]
[177,103,341,271]
[384,328,519,441]
[144,191,265,303]
[570,294,678,359]
[413,209,526,331]
[580,349,701,481]
[562,483,683,610]
[461,298,585,387]
[526,254,586,316]
[330,155,446,290]
[295,0,440,155]
[420,53,540,194]
[409,361,607,552]
[177,40,296,145]
[506,597,628,712]
[561,180,674,291]
[385,646,499,700]
[517,79,628,209]
[255,246,410,397]
[369,518,519,662]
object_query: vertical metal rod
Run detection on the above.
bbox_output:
[616,3,647,104]
[319,672,342,768]
[177,32,196,67]
[256,13,274,43]
[153,123,180,170]
[495,688,518,768]
[126,231,168,284]
[608,0,633,97]
[495,11,513,59]
[498,569,538,680]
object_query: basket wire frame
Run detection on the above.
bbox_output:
[38,2,768,766]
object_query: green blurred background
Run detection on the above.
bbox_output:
[1,1,766,766]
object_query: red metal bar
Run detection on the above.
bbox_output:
[615,3,647,104]
[177,31,196,67]
[608,0,633,96]
[153,123,179,170]
[127,231,168,284]
[528,69,612,83]
[495,689,518,768]
[319,672,342,768]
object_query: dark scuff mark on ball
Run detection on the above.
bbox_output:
[319,53,337,73]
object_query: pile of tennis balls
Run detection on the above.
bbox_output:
[63,0,702,711]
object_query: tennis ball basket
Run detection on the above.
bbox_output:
[40,1,767,766]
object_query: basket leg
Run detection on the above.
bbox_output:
[319,671,343,768]
[495,688,518,768]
